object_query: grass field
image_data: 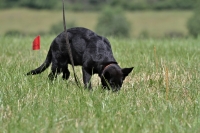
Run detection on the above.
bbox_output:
[0,8,192,37]
[0,35,199,132]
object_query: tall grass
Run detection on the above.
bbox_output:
[0,35,199,132]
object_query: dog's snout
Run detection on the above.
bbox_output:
[111,85,121,92]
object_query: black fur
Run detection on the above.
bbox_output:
[27,27,133,91]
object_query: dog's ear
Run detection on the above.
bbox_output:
[122,67,134,78]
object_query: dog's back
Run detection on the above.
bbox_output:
[53,27,116,66]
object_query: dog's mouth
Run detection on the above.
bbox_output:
[112,89,119,92]
[111,86,121,92]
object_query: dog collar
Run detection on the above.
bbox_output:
[104,64,113,70]
[102,63,114,75]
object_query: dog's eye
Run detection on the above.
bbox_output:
[109,81,114,85]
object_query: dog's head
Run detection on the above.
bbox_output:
[101,64,133,91]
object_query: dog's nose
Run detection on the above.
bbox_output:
[112,86,120,92]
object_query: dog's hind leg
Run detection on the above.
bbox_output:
[48,69,60,81]
[62,66,70,80]
[48,62,61,81]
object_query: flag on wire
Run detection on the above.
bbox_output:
[32,35,40,50]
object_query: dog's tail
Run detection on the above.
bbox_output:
[27,48,52,75]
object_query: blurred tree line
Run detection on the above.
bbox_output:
[187,0,200,37]
[0,0,198,10]
[2,0,200,38]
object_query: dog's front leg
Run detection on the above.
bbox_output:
[82,67,92,89]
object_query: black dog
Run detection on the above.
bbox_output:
[27,27,133,91]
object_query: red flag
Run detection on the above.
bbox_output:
[32,35,40,50]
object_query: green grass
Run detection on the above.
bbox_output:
[0,8,192,37]
[0,35,199,132]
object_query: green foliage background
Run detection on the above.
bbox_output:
[0,0,198,10]
[95,7,130,37]
[1,0,200,37]
[187,1,200,37]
